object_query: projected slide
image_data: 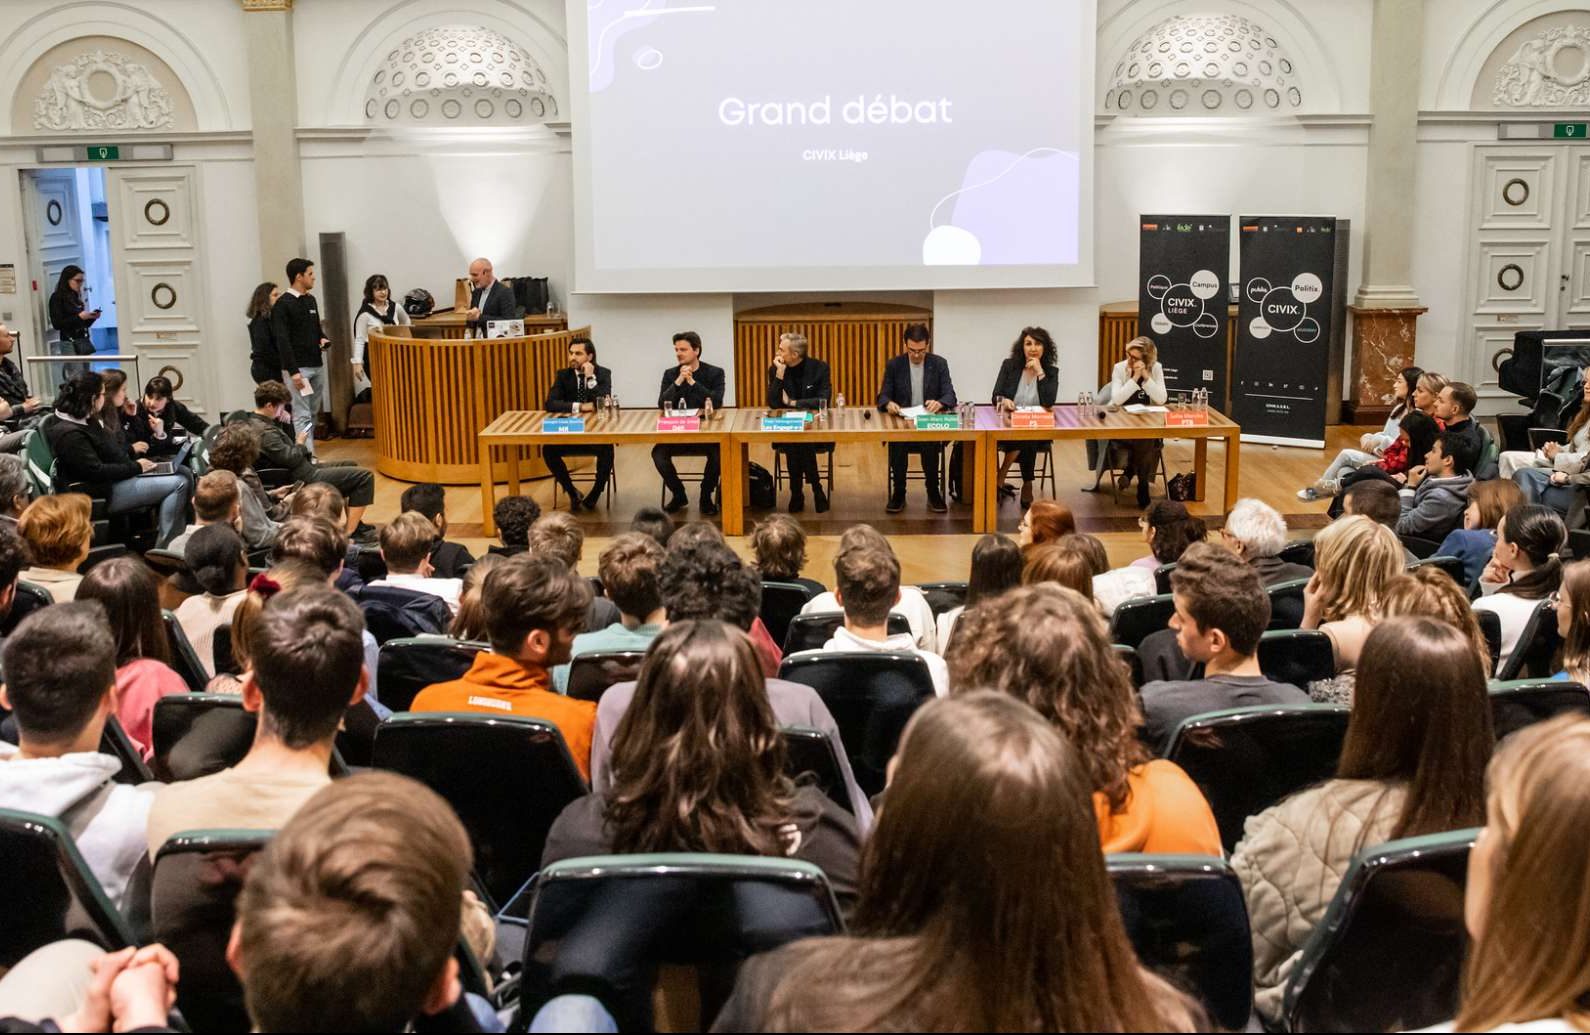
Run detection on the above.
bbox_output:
[570,0,1095,292]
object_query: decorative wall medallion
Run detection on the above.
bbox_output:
[1494,24,1590,107]
[143,199,170,226]
[1502,178,1531,206]
[1497,263,1526,292]
[151,282,177,310]
[32,50,175,131]
[157,365,184,390]
[45,200,63,226]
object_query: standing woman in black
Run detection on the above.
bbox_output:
[246,282,280,386]
[992,326,1060,508]
[49,264,100,381]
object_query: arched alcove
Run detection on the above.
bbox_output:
[1105,13,1304,114]
[364,24,558,125]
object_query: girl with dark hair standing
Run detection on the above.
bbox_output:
[1475,503,1566,672]
[78,555,190,758]
[351,273,410,390]
[246,282,281,385]
[49,264,100,379]
[992,326,1061,507]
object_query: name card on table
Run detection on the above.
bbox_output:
[1011,409,1056,428]
[542,417,586,433]
[761,415,808,431]
[1165,410,1210,427]
[656,415,701,432]
[913,413,961,430]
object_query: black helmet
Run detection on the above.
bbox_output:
[402,288,435,318]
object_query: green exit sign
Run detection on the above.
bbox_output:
[1555,123,1587,139]
[84,145,120,161]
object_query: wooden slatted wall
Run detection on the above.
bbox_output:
[734,314,933,408]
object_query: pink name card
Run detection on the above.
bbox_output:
[656,415,701,432]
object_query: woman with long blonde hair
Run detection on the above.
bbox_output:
[1554,559,1590,685]
[1104,335,1168,508]
[1302,516,1403,696]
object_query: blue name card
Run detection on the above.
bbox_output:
[761,416,807,431]
[543,417,586,433]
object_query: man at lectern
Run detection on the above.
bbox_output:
[464,257,518,334]
[652,331,726,517]
[543,336,615,511]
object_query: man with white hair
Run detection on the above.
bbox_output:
[464,257,519,335]
[1219,497,1313,587]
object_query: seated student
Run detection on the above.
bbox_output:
[488,494,539,557]
[206,423,283,551]
[1221,497,1314,586]
[800,525,937,651]
[937,533,1022,648]
[144,585,370,856]
[203,562,327,697]
[448,553,503,643]
[131,375,208,460]
[945,585,1222,856]
[1129,499,1207,570]
[17,494,93,602]
[1021,538,1101,602]
[0,941,179,1033]
[166,469,243,557]
[231,381,376,541]
[1381,567,1494,678]
[1475,504,1565,672]
[1556,559,1590,685]
[820,536,950,697]
[400,482,474,579]
[629,505,673,549]
[282,482,359,592]
[1232,616,1491,1024]
[1299,365,1421,500]
[410,554,598,781]
[366,512,462,615]
[1014,498,1076,551]
[1340,477,1421,563]
[1138,543,1307,750]
[712,692,1204,1033]
[1432,380,1486,471]
[0,604,159,915]
[553,533,666,693]
[1318,410,1440,515]
[1302,515,1403,694]
[0,454,29,532]
[527,510,621,632]
[1397,429,1479,541]
[78,557,190,758]
[270,519,380,696]
[749,513,826,596]
[174,524,249,678]
[1435,478,1524,590]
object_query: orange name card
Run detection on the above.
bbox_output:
[1165,410,1209,427]
[1011,410,1056,428]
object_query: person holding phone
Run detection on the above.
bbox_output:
[49,264,100,379]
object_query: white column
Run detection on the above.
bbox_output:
[241,0,306,276]
[1354,0,1424,309]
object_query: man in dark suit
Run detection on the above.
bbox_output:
[652,331,726,516]
[465,257,519,334]
[543,336,615,511]
[877,323,956,512]
[768,332,831,513]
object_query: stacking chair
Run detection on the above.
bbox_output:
[518,854,843,1032]
[759,581,819,648]
[917,580,968,617]
[565,650,647,703]
[997,442,1058,501]
[779,725,852,813]
[1488,678,1590,741]
[1166,704,1351,852]
[1476,609,1503,670]
[1495,598,1562,680]
[212,624,238,676]
[150,693,350,783]
[1267,577,1309,630]
[0,808,135,970]
[1278,540,1315,569]
[1112,643,1146,688]
[376,635,487,712]
[777,651,934,796]
[1256,629,1337,689]
[1109,855,1253,1032]
[163,610,211,692]
[1284,829,1478,1033]
[551,458,617,511]
[1408,554,1466,585]
[2,580,53,636]
[1108,593,1176,649]
[1399,534,1443,560]
[771,444,834,499]
[100,715,153,785]
[782,611,909,654]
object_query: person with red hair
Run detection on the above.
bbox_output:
[1016,499,1076,550]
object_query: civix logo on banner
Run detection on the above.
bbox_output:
[1247,273,1324,343]
[1146,269,1222,338]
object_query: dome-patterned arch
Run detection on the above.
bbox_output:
[1106,13,1303,115]
[364,25,558,125]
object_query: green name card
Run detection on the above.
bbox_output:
[913,413,960,430]
[761,416,807,431]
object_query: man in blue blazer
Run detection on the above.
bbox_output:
[877,323,956,513]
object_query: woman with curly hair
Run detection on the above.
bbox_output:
[991,326,1060,507]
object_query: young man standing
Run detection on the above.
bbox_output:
[269,258,330,453]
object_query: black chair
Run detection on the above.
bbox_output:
[1166,704,1351,853]
[1495,598,1561,681]
[1399,534,1443,560]
[0,808,135,969]
[777,651,934,797]
[1476,609,1503,670]
[1488,678,1590,741]
[1283,829,1478,1033]
[758,581,819,653]
[917,580,968,616]
[376,636,487,712]
[357,585,451,644]
[163,610,211,693]
[353,546,388,584]
[1408,554,1466,585]
[150,694,349,783]
[371,713,588,912]
[518,853,843,1032]
[1108,593,1176,650]
[782,611,910,654]
[1109,854,1253,1032]
[1279,540,1315,569]
[1257,629,1337,688]
[142,548,190,582]
[772,443,835,498]
[100,715,153,785]
[779,725,852,813]
[1267,577,1309,630]
[212,624,238,676]
[565,651,647,703]
[2,580,53,636]
[1113,643,1146,688]
[1152,563,1177,595]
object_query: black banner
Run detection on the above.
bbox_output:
[1138,215,1230,406]
[1233,216,1345,446]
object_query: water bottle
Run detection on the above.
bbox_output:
[835,392,846,409]
[704,396,714,418]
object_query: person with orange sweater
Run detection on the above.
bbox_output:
[945,583,1221,855]
[411,554,597,781]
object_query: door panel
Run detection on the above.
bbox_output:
[25,169,87,352]
[1563,150,1590,325]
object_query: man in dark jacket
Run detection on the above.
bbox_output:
[651,331,726,516]
[233,381,377,542]
[543,336,615,511]
[767,332,831,513]
[877,323,956,513]
[269,257,330,453]
[465,257,519,334]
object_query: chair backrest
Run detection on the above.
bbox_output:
[151,693,257,782]
[520,854,842,1032]
[371,712,587,911]
[917,580,968,616]
[1476,609,1503,669]
[1488,678,1590,741]
[1409,554,1466,586]
[758,581,818,649]
[1108,592,1176,649]
[3,580,53,636]
[0,807,135,968]
[1284,829,1478,1033]
[779,725,852,813]
[1496,598,1562,681]
[163,610,211,692]
[21,427,54,498]
[1278,540,1315,569]
[142,548,189,580]
[152,830,273,1033]
[1266,577,1309,630]
[1399,534,1443,560]
[1166,704,1351,853]
[1109,855,1253,1032]
[782,611,909,654]
[1113,643,1145,688]
[99,715,153,785]
[212,624,237,675]
[776,650,934,796]
[1152,562,1177,595]
[357,584,451,644]
[353,546,388,583]
[376,636,487,712]
[1256,629,1337,689]
[565,650,647,703]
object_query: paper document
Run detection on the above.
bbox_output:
[898,406,928,418]
[1016,406,1050,412]
[666,408,700,417]
[298,382,315,397]
[1123,404,1169,414]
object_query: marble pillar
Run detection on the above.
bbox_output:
[241,1,305,278]
[1345,305,1427,422]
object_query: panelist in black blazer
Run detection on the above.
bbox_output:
[465,257,520,334]
[877,323,957,513]
[992,326,1061,508]
[543,336,615,511]
[652,331,727,516]
[767,332,831,513]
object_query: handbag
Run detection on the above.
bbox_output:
[748,462,776,509]
[1167,472,1198,502]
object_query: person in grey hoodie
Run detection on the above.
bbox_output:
[0,602,157,922]
[1397,430,1480,542]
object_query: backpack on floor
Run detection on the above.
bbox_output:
[749,462,776,509]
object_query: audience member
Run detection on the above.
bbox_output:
[448,552,504,643]
[206,422,283,550]
[77,556,189,758]
[750,513,825,595]
[1020,539,1098,601]
[800,525,937,650]
[1397,429,1479,540]
[1220,497,1313,585]
[367,511,461,615]
[1138,543,1306,750]
[0,942,178,1033]
[17,493,92,602]
[1232,616,1491,1024]
[173,524,248,677]
[628,505,673,548]
[1321,410,1439,517]
[1432,380,1485,469]
[1302,515,1402,695]
[945,584,1221,855]
[0,524,28,652]
[280,483,359,591]
[207,560,325,694]
[1475,504,1565,672]
[822,535,950,697]
[261,520,380,696]
[0,454,29,530]
[490,495,540,556]
[166,469,242,557]
[1436,478,1525,589]
[410,554,597,780]
[527,510,621,632]
[0,604,157,915]
[1382,567,1494,677]
[234,381,376,540]
[1132,499,1207,569]
[400,482,474,579]
[1299,365,1421,499]
[553,532,666,693]
[1556,559,1590,685]
[1339,478,1420,563]
[936,533,1021,647]
[1014,498,1075,550]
